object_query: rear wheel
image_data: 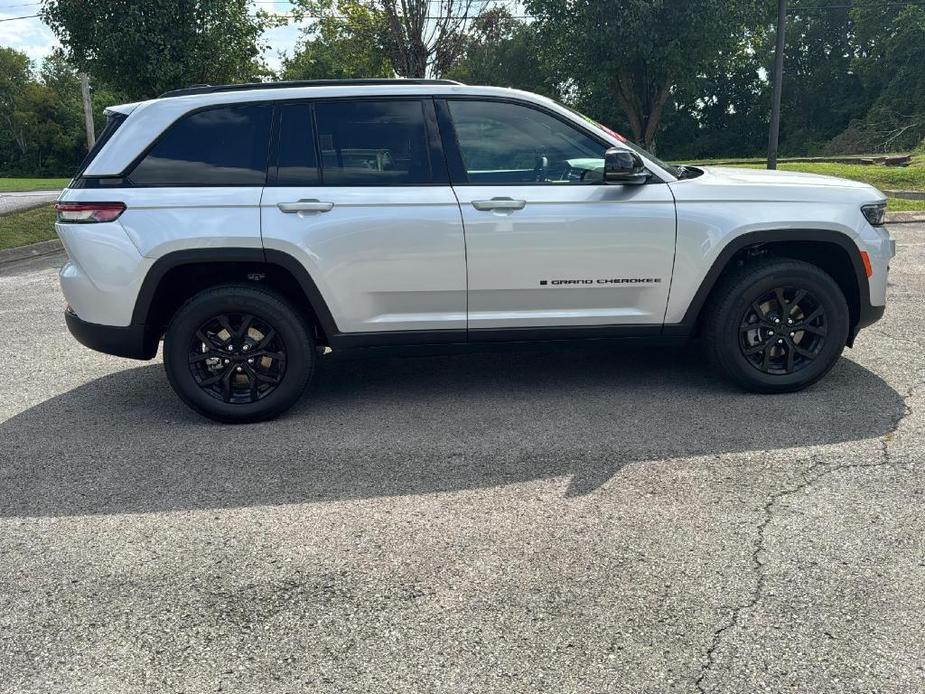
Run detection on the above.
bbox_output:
[703,258,850,393]
[164,285,314,423]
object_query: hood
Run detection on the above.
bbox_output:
[670,165,885,204]
[704,166,876,190]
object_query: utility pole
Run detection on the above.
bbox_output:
[767,0,787,169]
[80,73,95,150]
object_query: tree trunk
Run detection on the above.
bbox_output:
[610,73,644,144]
[611,71,672,153]
[642,84,671,153]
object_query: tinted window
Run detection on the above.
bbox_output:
[447,100,606,184]
[75,111,126,178]
[131,105,272,186]
[276,103,319,186]
[314,100,432,185]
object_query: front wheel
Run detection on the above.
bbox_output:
[703,258,850,393]
[164,285,315,423]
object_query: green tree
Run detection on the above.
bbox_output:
[526,0,762,152]
[290,0,477,78]
[41,0,279,99]
[35,51,130,168]
[664,32,771,160]
[849,3,925,151]
[445,8,556,96]
[283,1,391,80]
[771,1,869,155]
[0,47,132,176]
[0,46,33,164]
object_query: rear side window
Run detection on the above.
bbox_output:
[313,100,433,185]
[130,105,272,186]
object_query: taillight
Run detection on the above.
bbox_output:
[55,202,126,223]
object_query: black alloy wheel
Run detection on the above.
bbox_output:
[739,286,827,375]
[703,258,849,393]
[188,312,287,404]
[164,285,315,423]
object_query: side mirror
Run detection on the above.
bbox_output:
[604,148,649,185]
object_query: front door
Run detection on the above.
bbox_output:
[442,99,676,332]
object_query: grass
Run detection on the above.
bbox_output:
[0,205,58,251]
[886,197,925,212]
[687,154,925,192]
[0,178,70,193]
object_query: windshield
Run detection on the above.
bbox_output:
[556,101,682,179]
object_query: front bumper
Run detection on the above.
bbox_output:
[856,303,886,331]
[848,233,891,343]
[65,308,158,360]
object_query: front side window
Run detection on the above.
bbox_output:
[314,100,433,185]
[447,100,607,184]
[130,104,272,186]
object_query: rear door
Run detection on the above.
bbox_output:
[260,98,467,340]
[439,98,676,333]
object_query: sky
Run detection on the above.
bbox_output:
[0,0,303,73]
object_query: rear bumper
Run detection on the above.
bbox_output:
[65,309,158,360]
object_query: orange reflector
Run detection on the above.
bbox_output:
[860,251,873,278]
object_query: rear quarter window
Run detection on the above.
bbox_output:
[129,104,272,187]
[72,111,127,180]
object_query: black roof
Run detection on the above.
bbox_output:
[159,79,463,99]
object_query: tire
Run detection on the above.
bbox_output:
[703,258,850,393]
[163,284,315,423]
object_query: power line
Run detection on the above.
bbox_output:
[2,0,923,25]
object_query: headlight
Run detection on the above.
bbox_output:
[861,202,887,226]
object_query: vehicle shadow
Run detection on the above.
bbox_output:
[0,344,903,517]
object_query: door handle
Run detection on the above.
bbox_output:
[277,199,335,213]
[471,197,526,212]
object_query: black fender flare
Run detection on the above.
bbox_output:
[669,228,876,338]
[131,247,341,338]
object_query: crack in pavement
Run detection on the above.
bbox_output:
[693,378,920,693]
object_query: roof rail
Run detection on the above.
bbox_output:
[158,78,464,99]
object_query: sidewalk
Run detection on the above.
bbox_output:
[0,190,60,217]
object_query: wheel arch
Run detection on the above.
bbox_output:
[133,248,340,345]
[674,229,874,346]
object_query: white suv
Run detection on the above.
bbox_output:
[55,79,894,422]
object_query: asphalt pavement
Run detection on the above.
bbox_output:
[0,190,60,217]
[0,226,923,693]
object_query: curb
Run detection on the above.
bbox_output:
[884,190,925,201]
[0,239,63,267]
[885,212,925,224]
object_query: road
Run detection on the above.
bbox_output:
[0,226,923,693]
[0,190,60,217]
